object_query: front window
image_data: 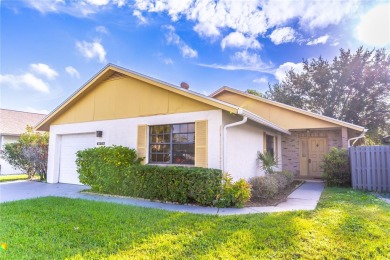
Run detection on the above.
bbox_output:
[266,134,275,157]
[149,123,195,165]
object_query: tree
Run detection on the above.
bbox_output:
[266,47,390,142]
[1,126,49,180]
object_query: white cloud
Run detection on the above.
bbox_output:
[134,0,360,44]
[24,0,65,13]
[180,45,198,58]
[23,0,363,50]
[76,40,107,63]
[253,77,268,84]
[199,50,273,73]
[65,66,80,78]
[29,63,58,79]
[307,35,329,46]
[135,0,193,21]
[194,22,220,38]
[25,107,49,114]
[221,32,261,49]
[269,27,296,45]
[113,0,127,7]
[356,3,390,47]
[23,0,126,17]
[275,62,304,82]
[133,10,147,24]
[165,25,198,58]
[96,26,109,34]
[163,58,173,64]
[0,73,50,93]
[262,0,360,30]
[84,0,110,6]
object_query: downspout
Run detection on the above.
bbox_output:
[223,109,248,174]
[348,129,367,148]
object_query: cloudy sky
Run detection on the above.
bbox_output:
[1,0,389,114]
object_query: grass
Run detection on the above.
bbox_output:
[0,188,389,259]
[0,174,29,182]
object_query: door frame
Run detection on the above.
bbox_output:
[299,136,328,177]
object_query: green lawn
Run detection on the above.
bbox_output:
[0,174,29,182]
[0,188,389,259]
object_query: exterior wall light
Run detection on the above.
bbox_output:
[96,131,103,137]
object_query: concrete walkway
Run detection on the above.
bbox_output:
[0,180,325,215]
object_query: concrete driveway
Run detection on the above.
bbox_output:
[0,180,325,215]
[0,180,88,203]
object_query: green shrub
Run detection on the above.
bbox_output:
[322,147,350,187]
[249,175,278,199]
[273,170,294,190]
[76,146,142,193]
[249,171,294,200]
[77,147,222,206]
[214,174,251,208]
[125,165,222,206]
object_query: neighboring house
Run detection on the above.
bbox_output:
[36,64,364,185]
[0,109,46,175]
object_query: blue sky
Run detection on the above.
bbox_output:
[1,0,389,114]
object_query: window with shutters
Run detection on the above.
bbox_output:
[149,123,195,165]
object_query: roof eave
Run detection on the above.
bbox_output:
[212,87,365,132]
[35,64,241,131]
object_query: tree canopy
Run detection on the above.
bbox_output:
[264,47,390,142]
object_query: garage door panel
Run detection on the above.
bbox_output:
[59,133,95,184]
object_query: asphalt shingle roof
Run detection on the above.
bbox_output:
[0,109,46,135]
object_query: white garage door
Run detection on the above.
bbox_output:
[59,133,95,184]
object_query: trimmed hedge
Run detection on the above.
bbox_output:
[76,146,142,194]
[76,146,223,206]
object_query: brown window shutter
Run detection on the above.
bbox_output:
[263,132,267,153]
[195,120,208,168]
[137,124,147,164]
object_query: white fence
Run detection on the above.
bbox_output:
[349,146,390,192]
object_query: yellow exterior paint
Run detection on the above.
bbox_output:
[37,66,239,131]
[214,91,342,130]
[195,120,208,168]
[51,76,216,126]
[137,124,147,164]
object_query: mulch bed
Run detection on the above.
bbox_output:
[245,180,304,207]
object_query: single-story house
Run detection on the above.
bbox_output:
[210,87,365,177]
[0,109,46,175]
[36,64,364,185]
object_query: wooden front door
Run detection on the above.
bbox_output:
[308,138,327,177]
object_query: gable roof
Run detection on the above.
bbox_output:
[210,86,365,132]
[35,64,290,135]
[0,109,46,135]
